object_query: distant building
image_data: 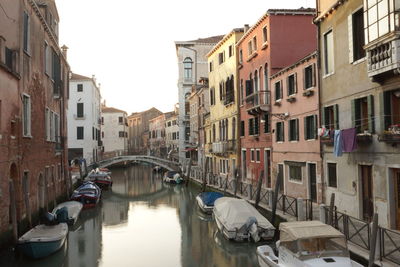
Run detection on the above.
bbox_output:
[149,112,175,158]
[101,106,128,157]
[68,73,102,164]
[165,106,179,161]
[175,35,224,165]
[0,0,70,243]
[127,107,162,155]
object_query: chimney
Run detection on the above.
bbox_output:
[61,45,69,59]
[244,24,250,33]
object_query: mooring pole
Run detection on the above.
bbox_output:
[368,213,379,267]
[328,193,335,226]
[202,158,209,192]
[271,170,282,228]
[9,180,18,243]
[185,158,192,186]
[234,168,239,196]
[255,170,264,208]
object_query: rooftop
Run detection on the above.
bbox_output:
[101,106,127,114]
[70,73,92,81]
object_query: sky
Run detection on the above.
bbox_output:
[56,0,315,115]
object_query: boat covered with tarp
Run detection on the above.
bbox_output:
[52,201,83,225]
[257,221,364,267]
[87,169,112,189]
[196,192,223,214]
[18,223,68,259]
[213,197,275,242]
[70,181,101,208]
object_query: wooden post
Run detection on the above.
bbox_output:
[202,158,209,192]
[233,168,238,196]
[9,180,18,243]
[271,170,282,228]
[185,158,192,186]
[224,176,228,194]
[255,170,264,208]
[368,213,379,267]
[328,193,335,226]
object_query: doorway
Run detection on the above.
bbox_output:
[308,163,317,202]
[360,165,373,221]
[278,164,284,193]
[393,168,400,230]
[264,150,271,188]
[241,150,247,180]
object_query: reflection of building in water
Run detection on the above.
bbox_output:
[102,198,129,226]
[67,208,102,267]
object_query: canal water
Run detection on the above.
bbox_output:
[1,164,273,267]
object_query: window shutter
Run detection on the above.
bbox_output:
[351,99,356,128]
[312,63,316,87]
[367,95,375,133]
[381,91,392,131]
[348,14,354,63]
[333,104,339,129]
[294,73,298,93]
[280,81,283,99]
[321,106,326,127]
[313,115,318,139]
[304,117,308,140]
[296,119,299,140]
[245,80,252,96]
[302,68,306,90]
[282,122,285,141]
[287,77,290,96]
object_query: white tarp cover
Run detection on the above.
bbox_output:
[214,197,275,231]
[18,223,68,243]
[279,221,344,242]
[52,201,83,220]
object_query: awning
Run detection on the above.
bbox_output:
[185,147,197,152]
[279,221,344,242]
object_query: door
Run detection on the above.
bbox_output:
[264,150,271,188]
[241,150,247,180]
[394,168,400,230]
[309,163,317,202]
[278,164,284,193]
[360,165,373,221]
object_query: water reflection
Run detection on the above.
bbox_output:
[1,164,265,267]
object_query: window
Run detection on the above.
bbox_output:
[77,84,83,92]
[289,165,302,182]
[249,118,254,136]
[246,76,253,97]
[183,57,192,79]
[305,115,318,140]
[92,127,95,140]
[23,12,30,53]
[352,96,374,133]
[45,42,52,75]
[219,82,224,101]
[254,70,259,93]
[50,111,54,141]
[240,79,244,105]
[252,36,257,51]
[327,163,337,188]
[262,26,268,43]
[118,116,123,124]
[22,95,31,136]
[382,89,400,130]
[209,61,213,72]
[210,87,215,105]
[240,121,245,137]
[264,64,269,92]
[45,108,50,141]
[289,119,299,141]
[228,45,233,57]
[251,149,255,162]
[218,51,225,64]
[77,103,84,118]
[276,122,284,142]
[254,116,259,135]
[263,114,270,133]
[54,113,59,142]
[275,81,282,101]
[256,149,260,162]
[248,41,252,56]
[101,117,104,125]
[77,127,84,140]
[119,131,126,138]
[239,49,243,63]
[323,104,339,130]
[304,64,315,89]
[287,74,297,96]
[351,8,365,61]
[364,0,394,43]
[324,30,334,75]
[5,47,15,71]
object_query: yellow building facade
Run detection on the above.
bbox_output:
[207,28,244,177]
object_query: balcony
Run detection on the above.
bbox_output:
[367,39,400,79]
[212,142,227,154]
[245,90,270,115]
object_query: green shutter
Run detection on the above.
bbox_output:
[312,63,316,87]
[321,106,326,127]
[314,115,318,139]
[380,91,392,131]
[294,73,298,93]
[367,95,375,133]
[334,104,339,129]
[351,99,356,128]
[282,121,285,141]
[296,119,299,140]
[304,116,308,140]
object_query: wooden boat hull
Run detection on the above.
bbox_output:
[18,236,66,259]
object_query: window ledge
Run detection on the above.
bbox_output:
[286,96,296,103]
[276,141,284,143]
[322,72,335,79]
[246,51,258,62]
[289,140,299,143]
[23,50,31,58]
[303,89,314,97]
[288,179,303,185]
[23,135,33,139]
[351,57,366,65]
[274,100,282,106]
[261,42,268,50]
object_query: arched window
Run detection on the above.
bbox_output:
[225,119,229,140]
[248,73,253,96]
[264,63,269,91]
[183,57,193,80]
[254,70,259,92]
[212,124,216,142]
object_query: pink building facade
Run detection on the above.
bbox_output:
[270,52,321,202]
[237,8,317,189]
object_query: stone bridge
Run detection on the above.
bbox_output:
[96,155,181,172]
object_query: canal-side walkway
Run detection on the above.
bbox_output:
[188,169,399,267]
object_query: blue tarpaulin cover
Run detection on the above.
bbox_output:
[199,192,223,206]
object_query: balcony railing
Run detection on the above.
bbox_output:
[367,36,400,78]
[245,90,270,114]
[212,142,227,154]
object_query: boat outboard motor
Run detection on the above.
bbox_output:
[55,207,69,224]
[43,212,57,225]
[244,216,260,242]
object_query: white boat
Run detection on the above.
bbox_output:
[213,197,275,242]
[257,221,364,267]
[163,171,183,184]
[196,192,223,214]
[18,223,68,259]
[52,201,83,225]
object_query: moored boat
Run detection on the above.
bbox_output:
[163,171,183,184]
[71,181,101,208]
[196,192,223,214]
[213,197,275,242]
[153,165,163,172]
[17,223,68,259]
[257,221,364,267]
[52,201,83,225]
[88,169,113,189]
